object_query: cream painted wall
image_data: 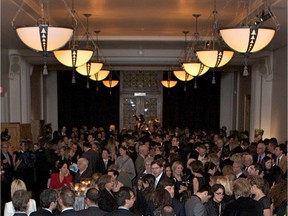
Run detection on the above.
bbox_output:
[271,46,287,142]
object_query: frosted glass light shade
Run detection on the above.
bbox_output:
[54,49,93,67]
[173,70,194,81]
[102,80,119,88]
[161,80,177,88]
[220,27,275,53]
[76,62,103,76]
[182,62,210,76]
[196,50,234,68]
[16,25,73,52]
[89,70,110,81]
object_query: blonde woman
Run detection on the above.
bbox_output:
[172,161,187,200]
[214,175,234,203]
[4,179,37,216]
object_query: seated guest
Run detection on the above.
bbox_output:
[105,187,137,216]
[30,189,58,216]
[77,188,107,216]
[73,158,92,184]
[4,179,37,216]
[223,178,263,216]
[57,187,78,216]
[11,190,30,216]
[49,161,73,189]
[97,174,118,212]
[95,149,114,174]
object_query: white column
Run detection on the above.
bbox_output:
[45,71,58,132]
[8,52,32,124]
[220,71,236,133]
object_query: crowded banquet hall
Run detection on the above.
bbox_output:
[1,0,287,215]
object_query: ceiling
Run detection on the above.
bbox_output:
[1,0,287,70]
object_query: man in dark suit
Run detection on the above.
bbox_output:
[82,142,99,174]
[151,159,168,188]
[58,187,79,216]
[95,149,114,174]
[233,161,246,178]
[1,141,14,203]
[135,144,149,177]
[105,187,136,216]
[73,158,92,183]
[30,189,58,216]
[12,190,30,216]
[159,178,185,216]
[253,142,266,164]
[78,188,107,216]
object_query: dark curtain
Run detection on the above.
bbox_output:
[57,70,120,131]
[162,71,221,131]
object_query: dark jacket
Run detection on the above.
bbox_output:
[105,208,137,216]
[77,206,107,216]
[95,158,114,174]
[73,169,92,183]
[98,189,118,212]
[30,209,52,216]
[60,209,79,216]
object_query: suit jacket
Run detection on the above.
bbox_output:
[95,158,114,174]
[73,169,92,183]
[278,155,287,173]
[156,173,168,188]
[82,149,99,173]
[185,195,206,216]
[98,189,118,212]
[172,198,186,216]
[30,208,52,216]
[12,213,27,216]
[77,206,107,216]
[223,197,263,216]
[105,208,136,216]
[60,209,79,216]
[135,155,145,176]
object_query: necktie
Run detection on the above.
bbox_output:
[258,156,262,164]
[277,158,280,166]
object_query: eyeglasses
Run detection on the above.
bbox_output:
[215,192,224,196]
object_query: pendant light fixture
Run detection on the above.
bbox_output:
[90,70,110,91]
[53,2,93,83]
[196,0,234,69]
[161,71,177,88]
[102,72,119,94]
[182,15,210,77]
[219,1,278,76]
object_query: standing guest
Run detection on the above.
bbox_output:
[205,184,226,216]
[274,144,287,173]
[77,188,107,216]
[107,169,124,192]
[49,161,73,189]
[262,156,283,188]
[73,158,92,184]
[247,163,264,177]
[159,178,186,216]
[135,144,149,177]
[57,187,78,216]
[171,161,187,201]
[152,159,167,188]
[105,187,137,216]
[269,183,287,216]
[82,142,99,174]
[247,175,272,216]
[160,205,176,216]
[4,179,37,216]
[1,141,14,203]
[11,190,30,216]
[223,178,263,216]
[232,160,246,179]
[115,145,136,180]
[190,160,206,193]
[164,163,173,179]
[97,174,118,212]
[95,149,114,174]
[151,188,172,216]
[185,185,212,216]
[253,142,266,165]
[141,157,154,177]
[30,189,58,216]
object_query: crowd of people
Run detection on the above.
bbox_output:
[1,125,287,216]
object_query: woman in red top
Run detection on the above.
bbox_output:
[49,161,73,189]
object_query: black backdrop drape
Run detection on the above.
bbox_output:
[57,70,220,131]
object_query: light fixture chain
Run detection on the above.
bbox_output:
[11,0,37,28]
